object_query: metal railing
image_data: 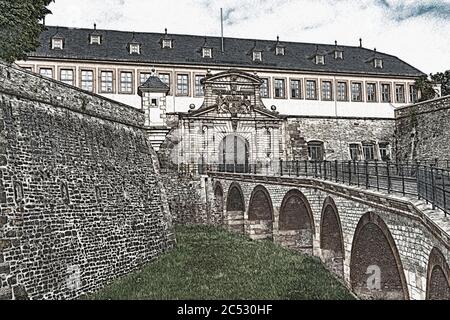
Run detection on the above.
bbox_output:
[162,160,450,216]
[278,160,449,216]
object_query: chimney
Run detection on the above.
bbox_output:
[335,40,338,46]
[359,38,362,47]
[94,23,97,30]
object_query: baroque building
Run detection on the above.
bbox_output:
[16,25,428,167]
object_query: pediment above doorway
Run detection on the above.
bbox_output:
[186,69,281,120]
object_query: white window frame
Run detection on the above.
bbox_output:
[60,69,74,86]
[39,68,53,78]
[120,71,133,94]
[253,51,262,62]
[139,72,151,85]
[100,71,114,93]
[275,46,285,56]
[52,38,63,50]
[274,79,286,98]
[81,70,94,92]
[260,78,269,98]
[129,44,140,55]
[315,55,325,65]
[195,75,205,96]
[306,80,317,100]
[374,59,383,68]
[162,39,173,49]
[176,74,189,96]
[90,35,101,45]
[202,47,212,58]
[335,51,343,59]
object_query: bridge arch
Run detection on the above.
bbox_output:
[247,185,274,239]
[320,197,345,278]
[214,182,224,224]
[225,182,245,234]
[277,189,315,253]
[426,247,450,300]
[350,212,409,300]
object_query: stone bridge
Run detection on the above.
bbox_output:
[208,172,450,300]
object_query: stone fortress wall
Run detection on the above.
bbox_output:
[0,62,175,300]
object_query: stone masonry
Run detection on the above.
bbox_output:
[0,62,175,300]
[209,173,450,300]
[285,116,395,160]
[395,95,450,162]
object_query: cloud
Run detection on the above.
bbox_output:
[45,0,450,74]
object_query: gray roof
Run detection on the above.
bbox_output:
[29,26,425,78]
[138,75,169,95]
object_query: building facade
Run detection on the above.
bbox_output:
[16,25,427,165]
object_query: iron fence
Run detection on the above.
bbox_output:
[162,160,450,216]
[278,160,449,216]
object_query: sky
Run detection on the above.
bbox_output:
[44,0,450,74]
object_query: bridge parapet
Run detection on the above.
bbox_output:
[207,171,450,300]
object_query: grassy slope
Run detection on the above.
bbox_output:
[88,225,354,300]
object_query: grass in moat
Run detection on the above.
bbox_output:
[86,225,354,300]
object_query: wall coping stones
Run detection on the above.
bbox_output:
[395,95,450,119]
[0,61,145,128]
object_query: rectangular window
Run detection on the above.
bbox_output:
[21,66,33,72]
[306,80,317,100]
[315,55,325,65]
[379,143,390,161]
[409,85,418,103]
[90,35,101,45]
[40,68,53,78]
[60,69,74,86]
[337,82,347,101]
[81,70,94,92]
[177,74,189,96]
[395,84,405,103]
[308,142,324,160]
[362,143,376,161]
[253,51,262,62]
[321,81,332,101]
[195,75,205,96]
[349,144,361,161]
[162,39,172,49]
[52,39,63,50]
[159,73,171,92]
[290,80,301,99]
[381,84,391,102]
[367,83,377,102]
[139,72,151,85]
[276,47,285,56]
[202,48,212,58]
[120,71,133,93]
[100,71,114,93]
[260,78,269,98]
[351,82,362,101]
[274,79,285,98]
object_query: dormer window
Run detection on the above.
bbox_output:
[129,43,140,54]
[253,51,262,62]
[374,58,383,68]
[162,39,173,49]
[202,47,212,58]
[276,46,285,56]
[334,51,343,59]
[315,55,325,65]
[52,38,63,50]
[90,35,101,45]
